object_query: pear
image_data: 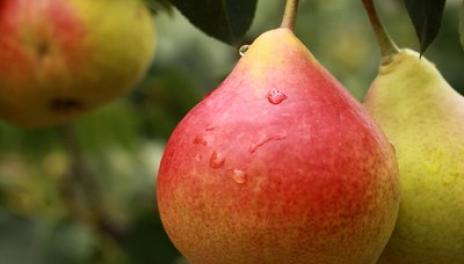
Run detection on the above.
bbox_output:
[362,1,464,263]
[0,0,155,128]
[156,3,400,263]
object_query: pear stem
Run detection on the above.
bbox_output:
[361,0,399,57]
[281,0,300,31]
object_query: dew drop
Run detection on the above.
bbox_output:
[249,132,287,153]
[239,45,250,57]
[209,151,225,169]
[193,136,208,146]
[205,125,216,131]
[267,89,287,105]
[232,169,247,184]
[249,143,259,154]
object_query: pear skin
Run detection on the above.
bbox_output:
[157,28,400,264]
[364,49,464,264]
[0,0,155,128]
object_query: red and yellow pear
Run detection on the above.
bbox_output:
[157,1,400,263]
[0,0,155,128]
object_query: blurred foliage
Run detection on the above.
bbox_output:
[460,2,464,49]
[0,1,463,263]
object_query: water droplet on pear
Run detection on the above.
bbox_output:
[209,151,225,169]
[193,136,207,146]
[249,132,287,153]
[267,89,287,104]
[231,169,247,184]
[239,45,250,57]
[205,125,216,131]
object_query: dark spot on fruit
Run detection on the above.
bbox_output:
[36,41,50,58]
[49,98,83,112]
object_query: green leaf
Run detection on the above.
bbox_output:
[460,1,464,50]
[403,0,447,54]
[169,0,257,45]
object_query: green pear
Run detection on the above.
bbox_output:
[0,0,156,128]
[362,1,464,263]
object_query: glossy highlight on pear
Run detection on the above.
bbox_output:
[157,28,400,264]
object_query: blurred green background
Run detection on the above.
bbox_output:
[0,1,463,263]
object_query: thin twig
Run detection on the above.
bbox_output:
[59,124,127,243]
